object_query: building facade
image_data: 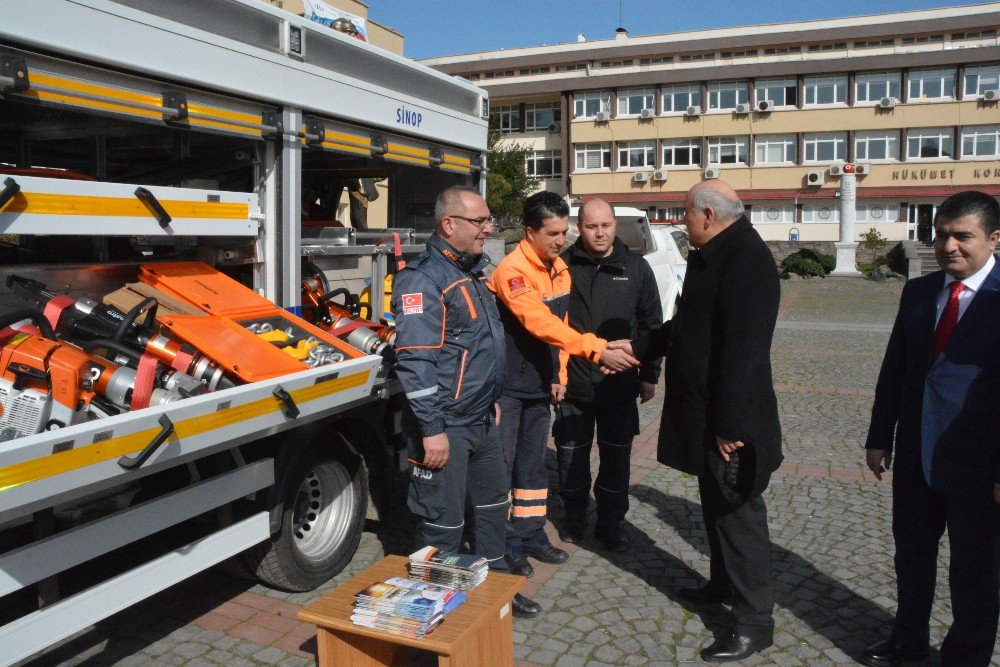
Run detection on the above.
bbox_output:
[423,4,1000,242]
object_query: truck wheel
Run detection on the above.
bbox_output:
[249,445,368,591]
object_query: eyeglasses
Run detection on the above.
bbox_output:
[448,214,497,229]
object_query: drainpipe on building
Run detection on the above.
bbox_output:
[831,165,862,276]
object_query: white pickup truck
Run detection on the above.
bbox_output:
[568,206,688,322]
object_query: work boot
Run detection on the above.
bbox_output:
[511,593,541,618]
[504,553,534,578]
[524,543,569,564]
[859,639,930,667]
[594,522,629,552]
[561,515,587,544]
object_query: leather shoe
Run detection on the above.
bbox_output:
[859,639,930,667]
[504,553,534,578]
[511,593,541,619]
[677,582,735,606]
[525,543,569,564]
[700,631,773,662]
[594,523,629,552]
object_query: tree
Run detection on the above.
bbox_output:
[485,126,540,229]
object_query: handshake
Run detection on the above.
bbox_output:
[599,339,640,374]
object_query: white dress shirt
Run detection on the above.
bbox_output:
[934,253,996,328]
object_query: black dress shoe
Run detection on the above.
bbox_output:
[860,639,930,667]
[525,543,569,564]
[677,582,735,605]
[504,553,534,578]
[511,593,541,618]
[594,523,630,552]
[700,631,773,662]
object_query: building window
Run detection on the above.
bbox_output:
[707,136,749,165]
[906,128,954,159]
[662,84,701,113]
[961,125,1000,158]
[807,42,847,52]
[618,140,656,169]
[763,46,801,55]
[525,150,562,179]
[754,134,797,164]
[679,52,714,62]
[756,79,797,107]
[639,56,673,65]
[908,68,955,100]
[750,205,795,224]
[617,88,655,116]
[662,138,702,167]
[804,132,847,162]
[525,102,561,131]
[963,64,1000,97]
[707,81,748,111]
[556,63,588,72]
[803,75,847,105]
[573,91,611,118]
[855,131,899,161]
[901,34,944,45]
[575,143,612,170]
[856,203,900,224]
[599,59,634,68]
[721,49,757,59]
[519,67,550,75]
[951,29,997,41]
[854,38,894,49]
[855,72,902,103]
[801,205,840,224]
[490,105,520,134]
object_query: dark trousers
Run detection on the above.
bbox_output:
[405,412,510,571]
[498,395,552,554]
[698,472,775,633]
[891,473,1000,666]
[554,399,639,527]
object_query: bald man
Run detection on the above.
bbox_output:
[656,179,782,662]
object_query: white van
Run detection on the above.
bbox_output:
[568,206,687,322]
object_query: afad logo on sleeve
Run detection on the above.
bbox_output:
[507,276,530,298]
[402,293,423,314]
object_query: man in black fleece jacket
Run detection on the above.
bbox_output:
[553,197,663,552]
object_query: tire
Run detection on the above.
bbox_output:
[246,443,368,591]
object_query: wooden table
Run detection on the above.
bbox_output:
[298,555,524,667]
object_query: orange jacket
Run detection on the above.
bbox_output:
[492,239,607,365]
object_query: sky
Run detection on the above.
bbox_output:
[368,1,995,60]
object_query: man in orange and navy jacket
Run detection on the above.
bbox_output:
[491,191,639,582]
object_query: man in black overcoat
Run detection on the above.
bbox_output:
[656,179,782,662]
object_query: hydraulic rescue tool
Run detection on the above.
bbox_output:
[6,274,232,390]
[300,277,396,356]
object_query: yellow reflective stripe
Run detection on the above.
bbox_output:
[0,192,249,220]
[385,152,430,166]
[443,154,471,167]
[23,88,162,120]
[326,131,371,149]
[320,142,371,157]
[387,143,430,158]
[440,163,471,174]
[0,370,369,492]
[31,72,161,107]
[187,103,260,126]
[185,117,261,137]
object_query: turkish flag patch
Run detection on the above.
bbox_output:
[402,293,423,314]
[507,276,527,292]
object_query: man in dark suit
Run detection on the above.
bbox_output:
[657,179,783,662]
[862,190,1000,667]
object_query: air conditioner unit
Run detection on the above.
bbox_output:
[757,100,775,113]
[806,170,825,186]
[639,108,655,119]
[594,111,611,122]
[734,103,751,114]
[829,164,845,176]
[684,105,701,117]
[879,96,897,109]
[633,171,649,183]
[547,122,561,133]
[703,167,721,179]
[855,163,871,175]
[652,169,668,182]
[984,89,1000,102]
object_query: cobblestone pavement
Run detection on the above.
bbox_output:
[18,277,1000,666]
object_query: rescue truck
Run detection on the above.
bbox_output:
[0,2,488,663]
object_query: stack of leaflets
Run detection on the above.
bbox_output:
[407,546,489,590]
[351,577,467,639]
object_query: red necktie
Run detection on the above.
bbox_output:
[933,281,965,358]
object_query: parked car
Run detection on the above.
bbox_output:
[568,206,687,322]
